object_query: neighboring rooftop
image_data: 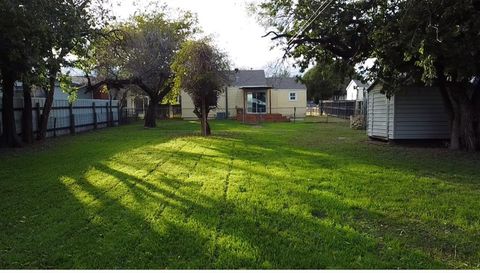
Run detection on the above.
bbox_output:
[351,79,369,88]
[266,77,306,90]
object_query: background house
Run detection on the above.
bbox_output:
[266,76,307,119]
[367,82,450,140]
[180,69,307,122]
[346,79,369,101]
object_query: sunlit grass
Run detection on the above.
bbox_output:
[0,119,479,269]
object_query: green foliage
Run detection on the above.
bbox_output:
[256,0,480,91]
[256,0,375,70]
[301,58,358,102]
[0,0,107,81]
[81,6,198,98]
[1,120,480,268]
[171,39,230,111]
[0,0,50,77]
[59,73,80,103]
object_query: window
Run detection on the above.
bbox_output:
[289,92,297,101]
[247,91,267,113]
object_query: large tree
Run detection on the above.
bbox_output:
[257,0,480,151]
[0,0,48,147]
[83,9,197,128]
[371,0,480,151]
[36,0,107,140]
[0,0,107,146]
[171,40,230,136]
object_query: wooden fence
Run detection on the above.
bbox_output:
[319,100,357,119]
[0,97,120,138]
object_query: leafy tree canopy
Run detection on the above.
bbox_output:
[301,57,359,102]
[256,0,480,151]
[79,5,198,127]
[171,39,230,135]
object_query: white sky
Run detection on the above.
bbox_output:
[108,0,295,74]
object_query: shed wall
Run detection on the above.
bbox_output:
[393,88,449,139]
[367,85,394,139]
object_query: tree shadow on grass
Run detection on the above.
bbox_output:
[2,121,480,268]
[52,151,449,268]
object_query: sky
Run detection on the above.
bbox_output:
[108,0,295,75]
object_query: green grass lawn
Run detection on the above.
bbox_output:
[1,119,480,269]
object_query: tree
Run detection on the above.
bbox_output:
[0,0,107,146]
[257,0,480,151]
[36,0,107,140]
[171,40,230,136]
[83,8,197,128]
[370,0,480,151]
[301,58,358,102]
[0,1,48,147]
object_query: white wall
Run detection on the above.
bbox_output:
[0,98,119,138]
[367,85,394,139]
[346,83,366,101]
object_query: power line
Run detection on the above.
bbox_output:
[287,1,328,45]
[287,0,335,46]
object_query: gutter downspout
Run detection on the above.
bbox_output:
[243,88,246,123]
[225,86,229,119]
[269,89,272,114]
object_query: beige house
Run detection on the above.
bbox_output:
[181,70,307,122]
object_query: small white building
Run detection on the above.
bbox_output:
[346,79,369,101]
[367,82,450,140]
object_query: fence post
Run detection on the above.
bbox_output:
[35,102,41,134]
[92,102,97,129]
[109,101,114,126]
[105,102,110,127]
[69,102,75,135]
[115,104,119,125]
[53,118,57,138]
[293,107,296,123]
[124,108,128,124]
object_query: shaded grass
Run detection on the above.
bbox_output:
[0,119,479,269]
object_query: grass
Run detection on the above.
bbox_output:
[1,118,480,269]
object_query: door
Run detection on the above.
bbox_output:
[246,91,267,114]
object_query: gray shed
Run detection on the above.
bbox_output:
[367,82,450,140]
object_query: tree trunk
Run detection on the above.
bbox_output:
[444,86,479,151]
[436,62,479,151]
[201,96,207,136]
[0,72,22,147]
[21,82,34,144]
[144,97,159,128]
[473,87,480,149]
[37,75,56,140]
[198,116,211,136]
[194,107,211,136]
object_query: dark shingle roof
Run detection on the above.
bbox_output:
[229,70,267,87]
[352,79,369,88]
[266,77,306,89]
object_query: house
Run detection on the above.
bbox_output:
[180,69,307,122]
[367,81,450,140]
[346,79,369,101]
[0,80,93,100]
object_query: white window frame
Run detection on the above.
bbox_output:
[289,91,297,101]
